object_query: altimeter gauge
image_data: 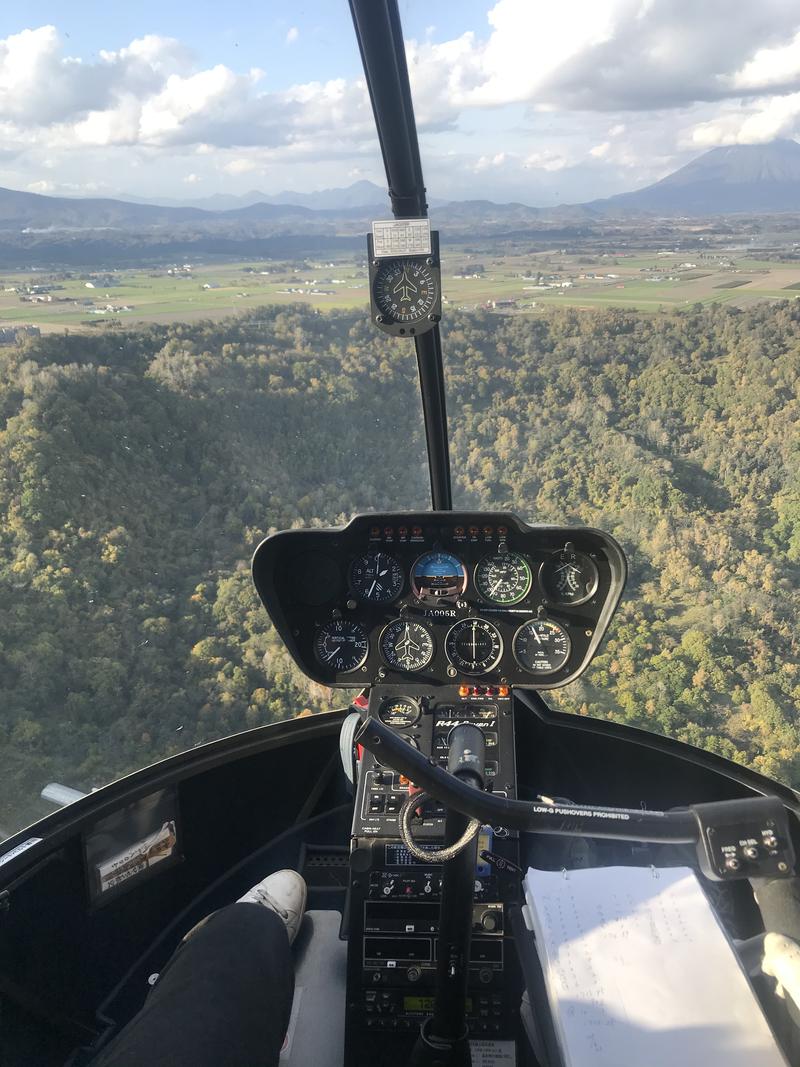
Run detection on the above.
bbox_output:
[380,619,435,672]
[445,619,503,676]
[513,619,571,675]
[539,546,600,607]
[313,619,369,673]
[367,230,442,337]
[475,551,532,605]
[349,551,404,603]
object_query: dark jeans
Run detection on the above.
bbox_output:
[91,903,295,1067]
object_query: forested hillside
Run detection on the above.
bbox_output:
[1,303,799,831]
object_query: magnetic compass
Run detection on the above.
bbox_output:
[368,230,442,337]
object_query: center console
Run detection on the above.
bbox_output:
[344,684,523,1061]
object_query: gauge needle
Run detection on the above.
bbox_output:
[472,622,477,658]
[489,577,503,596]
[532,627,542,645]
[367,579,377,597]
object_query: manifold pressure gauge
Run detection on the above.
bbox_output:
[368,227,442,337]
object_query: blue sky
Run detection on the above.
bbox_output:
[1,1,800,205]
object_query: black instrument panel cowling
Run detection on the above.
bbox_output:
[252,511,627,689]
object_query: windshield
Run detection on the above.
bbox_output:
[1,4,799,836]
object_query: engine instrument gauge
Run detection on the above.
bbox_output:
[349,551,404,603]
[474,551,532,605]
[379,619,435,672]
[411,551,468,601]
[445,619,503,676]
[539,547,599,607]
[313,619,369,673]
[513,619,571,675]
[377,696,421,729]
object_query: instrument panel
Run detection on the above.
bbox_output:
[252,511,627,688]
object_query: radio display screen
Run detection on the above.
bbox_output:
[403,996,473,1013]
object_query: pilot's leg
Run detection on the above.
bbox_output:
[91,870,306,1067]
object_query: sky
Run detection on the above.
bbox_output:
[2,0,800,206]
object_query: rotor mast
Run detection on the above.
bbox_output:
[349,0,453,511]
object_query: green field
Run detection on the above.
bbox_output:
[2,248,800,333]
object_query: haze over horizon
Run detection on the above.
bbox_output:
[2,2,800,206]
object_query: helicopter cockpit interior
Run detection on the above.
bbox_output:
[2,3,800,1067]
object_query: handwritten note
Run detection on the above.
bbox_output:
[523,865,788,1067]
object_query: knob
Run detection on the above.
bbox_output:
[407,967,422,983]
[480,910,499,932]
[478,968,493,985]
[743,845,759,861]
[764,833,778,849]
[423,881,432,895]
[724,856,741,872]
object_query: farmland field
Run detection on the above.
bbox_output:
[2,247,800,334]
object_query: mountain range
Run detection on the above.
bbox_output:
[4,140,800,232]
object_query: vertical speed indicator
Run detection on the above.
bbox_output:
[313,620,369,673]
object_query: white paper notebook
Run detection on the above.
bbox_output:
[522,865,788,1067]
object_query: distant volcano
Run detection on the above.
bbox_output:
[592,139,800,215]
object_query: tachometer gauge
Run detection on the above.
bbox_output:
[411,551,468,601]
[513,619,571,675]
[377,696,421,729]
[474,551,532,605]
[539,548,599,607]
[349,552,404,603]
[380,619,435,672]
[445,619,503,676]
[313,620,369,673]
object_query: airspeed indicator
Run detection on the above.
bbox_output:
[475,552,532,605]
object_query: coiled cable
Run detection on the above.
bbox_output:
[398,790,481,863]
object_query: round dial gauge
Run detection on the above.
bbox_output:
[373,258,438,325]
[349,552,404,603]
[380,619,435,672]
[313,619,369,673]
[539,548,600,607]
[411,551,468,601]
[445,619,503,676]
[475,551,532,605]
[513,619,571,675]
[377,696,421,729]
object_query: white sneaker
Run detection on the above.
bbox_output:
[237,869,307,944]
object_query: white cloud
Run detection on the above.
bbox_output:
[688,92,800,146]
[474,152,508,171]
[4,7,800,203]
[728,30,800,92]
[183,172,201,183]
[523,148,571,172]
[223,158,257,175]
[26,179,54,193]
